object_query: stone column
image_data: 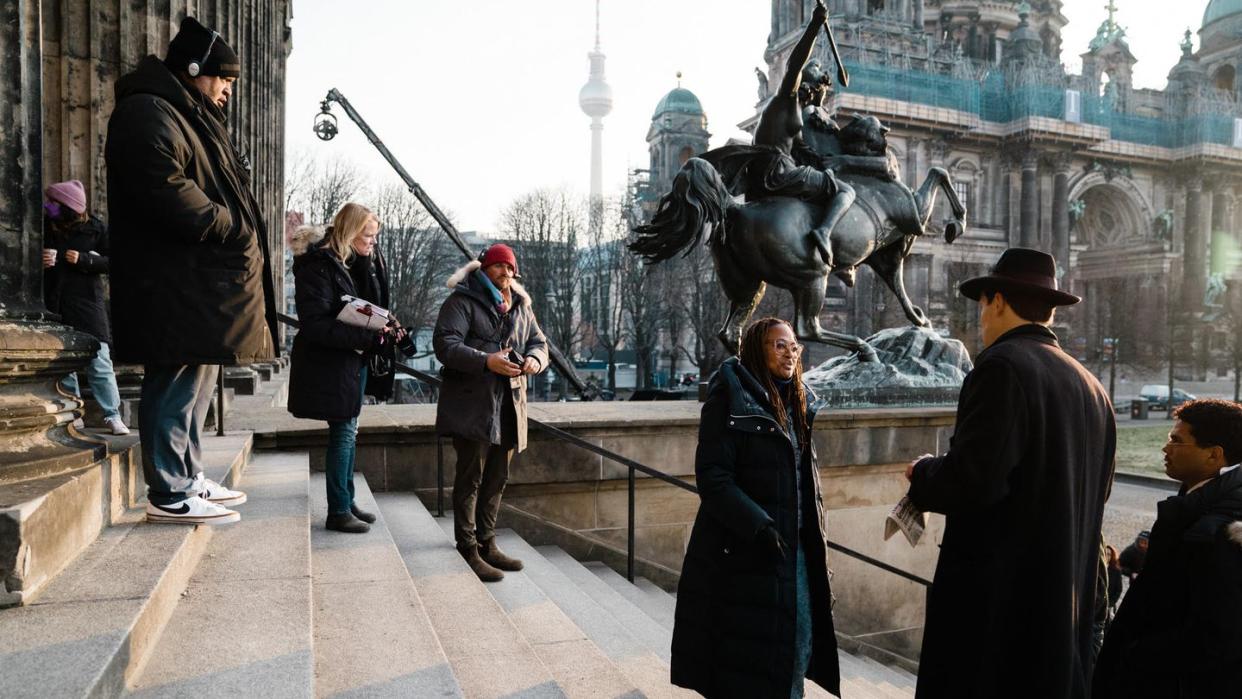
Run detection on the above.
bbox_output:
[912,0,925,29]
[0,0,99,478]
[1183,174,1208,310]
[1051,152,1072,275]
[1020,148,1040,248]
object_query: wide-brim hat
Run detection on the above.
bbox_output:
[959,248,1080,306]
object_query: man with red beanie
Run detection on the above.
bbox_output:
[433,243,548,581]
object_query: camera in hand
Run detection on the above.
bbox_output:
[387,320,417,358]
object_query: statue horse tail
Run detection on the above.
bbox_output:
[630,158,733,263]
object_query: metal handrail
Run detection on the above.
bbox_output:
[274,313,930,586]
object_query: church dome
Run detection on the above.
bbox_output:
[1204,0,1242,27]
[652,87,703,120]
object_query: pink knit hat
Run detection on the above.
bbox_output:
[45,180,87,214]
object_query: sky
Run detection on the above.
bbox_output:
[284,0,1210,233]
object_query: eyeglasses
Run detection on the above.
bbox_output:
[769,340,804,356]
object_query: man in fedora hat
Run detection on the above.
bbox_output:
[902,248,1116,698]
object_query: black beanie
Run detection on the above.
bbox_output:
[165,17,240,79]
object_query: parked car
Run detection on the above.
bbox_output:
[1138,384,1196,411]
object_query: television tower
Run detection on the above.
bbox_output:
[578,0,613,202]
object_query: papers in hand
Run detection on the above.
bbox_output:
[884,495,928,547]
[336,295,392,332]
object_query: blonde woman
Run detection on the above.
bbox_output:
[288,203,402,532]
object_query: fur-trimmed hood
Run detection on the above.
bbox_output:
[1228,521,1242,547]
[446,259,530,303]
[290,224,325,257]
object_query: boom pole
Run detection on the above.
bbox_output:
[314,89,594,399]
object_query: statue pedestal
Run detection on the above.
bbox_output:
[805,326,972,408]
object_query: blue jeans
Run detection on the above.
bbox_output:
[791,545,812,699]
[63,341,122,420]
[325,366,366,516]
[139,364,218,506]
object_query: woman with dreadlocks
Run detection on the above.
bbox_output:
[671,318,840,698]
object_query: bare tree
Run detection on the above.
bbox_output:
[286,154,365,225]
[369,182,457,335]
[578,197,634,392]
[676,244,729,379]
[501,188,588,398]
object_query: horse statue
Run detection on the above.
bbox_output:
[630,114,967,362]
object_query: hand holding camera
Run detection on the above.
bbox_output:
[486,347,523,378]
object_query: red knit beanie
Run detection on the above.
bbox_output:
[479,244,518,276]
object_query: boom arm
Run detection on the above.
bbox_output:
[316,89,594,399]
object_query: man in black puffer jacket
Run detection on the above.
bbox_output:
[1095,399,1242,698]
[106,18,276,525]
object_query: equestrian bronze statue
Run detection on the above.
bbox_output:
[631,0,967,362]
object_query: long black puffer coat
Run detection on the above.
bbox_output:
[671,356,840,698]
[287,243,392,422]
[106,55,278,365]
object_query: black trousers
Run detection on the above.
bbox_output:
[451,437,515,548]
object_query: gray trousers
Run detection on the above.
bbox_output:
[139,364,218,506]
[451,437,514,549]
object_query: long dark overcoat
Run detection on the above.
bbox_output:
[908,324,1115,698]
[1094,466,1242,699]
[432,263,548,452]
[287,244,393,422]
[106,55,278,366]
[672,357,840,699]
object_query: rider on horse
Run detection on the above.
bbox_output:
[704,1,886,275]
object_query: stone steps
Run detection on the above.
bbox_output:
[0,434,252,698]
[127,452,314,696]
[308,473,460,697]
[491,531,692,699]
[1,441,920,698]
[428,519,639,698]
[374,492,563,698]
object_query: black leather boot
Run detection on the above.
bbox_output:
[479,537,524,572]
[350,505,376,524]
[326,512,370,533]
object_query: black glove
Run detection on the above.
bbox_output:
[757,524,788,564]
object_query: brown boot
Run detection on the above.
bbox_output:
[479,537,524,572]
[459,543,504,582]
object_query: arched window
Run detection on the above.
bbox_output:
[1098,71,1111,98]
[1213,64,1236,97]
[678,146,694,166]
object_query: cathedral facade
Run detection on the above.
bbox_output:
[642,0,1242,372]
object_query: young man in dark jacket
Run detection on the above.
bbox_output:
[42,179,128,435]
[106,18,277,525]
[433,244,547,581]
[1094,399,1242,698]
[904,248,1116,698]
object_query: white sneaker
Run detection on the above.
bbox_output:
[105,416,130,435]
[146,496,240,525]
[193,473,247,507]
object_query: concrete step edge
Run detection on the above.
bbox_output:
[493,531,696,698]
[126,452,313,697]
[428,518,641,699]
[373,493,565,698]
[540,548,672,662]
[584,562,675,632]
[309,471,463,698]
